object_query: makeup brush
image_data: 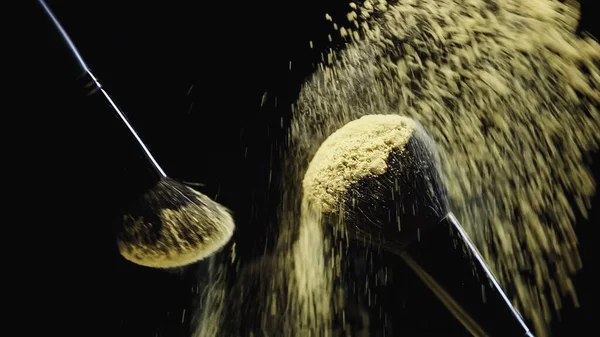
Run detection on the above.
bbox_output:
[37,0,235,269]
[303,115,534,337]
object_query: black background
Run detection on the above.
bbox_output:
[24,0,597,336]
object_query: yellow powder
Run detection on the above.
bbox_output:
[303,115,416,212]
[194,1,599,336]
[118,184,234,269]
[291,0,600,336]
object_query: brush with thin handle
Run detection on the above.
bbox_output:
[303,114,534,337]
[37,0,235,269]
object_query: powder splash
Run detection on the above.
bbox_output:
[290,0,600,335]
[194,0,599,336]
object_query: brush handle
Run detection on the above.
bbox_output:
[37,0,167,179]
[403,213,534,337]
[399,252,490,337]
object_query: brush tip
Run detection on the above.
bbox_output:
[116,177,235,269]
[303,114,420,211]
[303,114,448,251]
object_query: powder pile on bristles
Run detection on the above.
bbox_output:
[303,115,417,213]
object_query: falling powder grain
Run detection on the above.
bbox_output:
[194,0,600,336]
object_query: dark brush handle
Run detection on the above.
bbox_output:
[403,212,534,337]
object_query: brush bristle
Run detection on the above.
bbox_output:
[303,114,448,252]
[116,177,235,268]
